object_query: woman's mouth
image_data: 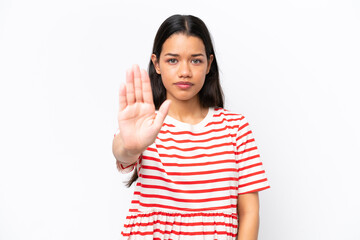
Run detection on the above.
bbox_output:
[174,81,193,89]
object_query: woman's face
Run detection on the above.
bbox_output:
[152,33,213,105]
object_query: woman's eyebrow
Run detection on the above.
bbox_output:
[164,53,179,57]
[164,53,205,57]
[191,53,205,57]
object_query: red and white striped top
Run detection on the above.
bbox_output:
[116,107,270,239]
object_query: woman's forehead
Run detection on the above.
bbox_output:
[161,34,206,55]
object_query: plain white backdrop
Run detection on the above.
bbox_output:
[1,0,359,239]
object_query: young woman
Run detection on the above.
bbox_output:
[112,14,270,240]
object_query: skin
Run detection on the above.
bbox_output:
[237,192,260,240]
[112,33,260,239]
[112,64,171,164]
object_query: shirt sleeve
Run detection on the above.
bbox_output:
[236,116,270,194]
[113,128,140,174]
[116,156,140,174]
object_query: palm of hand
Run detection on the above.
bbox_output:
[118,102,157,152]
[117,65,170,154]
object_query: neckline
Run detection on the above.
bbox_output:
[165,107,214,130]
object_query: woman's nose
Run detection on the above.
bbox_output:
[178,61,192,78]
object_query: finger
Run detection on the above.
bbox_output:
[141,69,154,104]
[126,67,135,105]
[119,82,127,111]
[133,65,143,102]
[153,100,171,130]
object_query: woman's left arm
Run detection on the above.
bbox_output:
[236,192,260,240]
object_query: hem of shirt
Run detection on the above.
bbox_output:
[238,185,270,195]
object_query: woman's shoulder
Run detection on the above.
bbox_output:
[209,107,250,129]
[213,107,245,120]
[211,108,253,137]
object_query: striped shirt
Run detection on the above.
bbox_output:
[116,107,270,239]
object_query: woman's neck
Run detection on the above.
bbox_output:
[167,98,208,125]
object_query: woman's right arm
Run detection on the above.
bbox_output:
[112,131,141,166]
[112,64,170,165]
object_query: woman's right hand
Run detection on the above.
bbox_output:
[117,64,171,157]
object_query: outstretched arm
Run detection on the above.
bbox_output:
[236,192,260,240]
[112,64,171,164]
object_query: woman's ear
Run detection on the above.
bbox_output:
[151,54,161,74]
[207,54,214,74]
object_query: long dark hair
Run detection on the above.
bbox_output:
[125,14,224,187]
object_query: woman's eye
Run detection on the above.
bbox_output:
[192,59,202,64]
[168,59,178,64]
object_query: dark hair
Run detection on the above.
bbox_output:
[125,14,224,187]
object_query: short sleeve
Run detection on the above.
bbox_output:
[113,128,141,174]
[236,116,270,194]
[116,155,141,174]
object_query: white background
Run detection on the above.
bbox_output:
[1,0,359,239]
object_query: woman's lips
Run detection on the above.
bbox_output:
[174,81,193,89]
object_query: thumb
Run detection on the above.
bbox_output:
[153,100,171,130]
